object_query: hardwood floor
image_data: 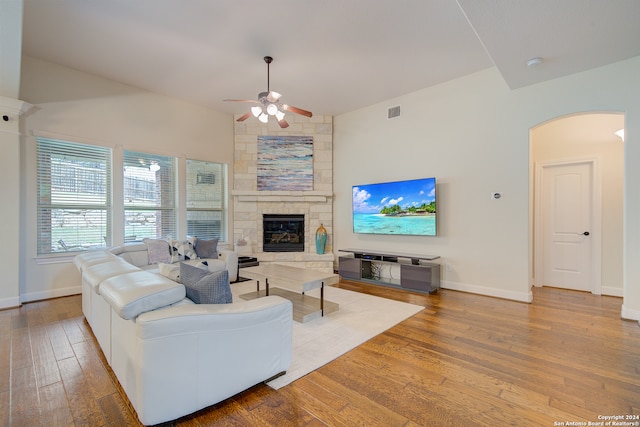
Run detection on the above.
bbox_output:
[1,282,639,426]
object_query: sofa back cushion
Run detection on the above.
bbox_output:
[74,250,117,271]
[110,242,150,267]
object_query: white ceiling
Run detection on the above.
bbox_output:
[21,0,640,117]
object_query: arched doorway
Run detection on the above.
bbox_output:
[530,113,624,295]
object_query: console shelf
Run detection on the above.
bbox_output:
[338,248,441,294]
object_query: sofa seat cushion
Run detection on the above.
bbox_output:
[156,259,226,283]
[159,260,203,282]
[99,271,186,320]
[138,263,161,271]
[169,297,195,307]
[83,259,141,292]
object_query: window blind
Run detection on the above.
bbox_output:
[123,151,177,240]
[186,159,226,240]
[36,138,112,254]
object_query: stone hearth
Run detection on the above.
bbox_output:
[232,115,334,272]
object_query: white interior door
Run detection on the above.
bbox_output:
[537,160,599,292]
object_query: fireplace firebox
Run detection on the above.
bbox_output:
[263,214,304,252]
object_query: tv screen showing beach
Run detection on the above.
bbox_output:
[352,177,436,236]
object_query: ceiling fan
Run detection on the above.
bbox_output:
[224,56,312,128]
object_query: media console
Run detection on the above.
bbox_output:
[338,248,441,294]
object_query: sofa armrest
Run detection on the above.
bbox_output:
[218,249,238,282]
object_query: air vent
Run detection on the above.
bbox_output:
[388,106,401,119]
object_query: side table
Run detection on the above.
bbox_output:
[236,256,259,282]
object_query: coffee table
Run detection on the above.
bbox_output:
[238,264,339,323]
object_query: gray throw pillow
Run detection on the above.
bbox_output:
[180,262,232,304]
[144,238,172,264]
[194,237,219,259]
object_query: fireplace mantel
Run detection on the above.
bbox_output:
[231,190,332,203]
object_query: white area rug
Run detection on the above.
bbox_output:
[230,280,424,389]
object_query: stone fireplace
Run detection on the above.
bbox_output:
[231,114,334,272]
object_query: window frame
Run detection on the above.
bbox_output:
[36,137,112,255]
[185,158,227,241]
[123,150,178,242]
[34,139,229,259]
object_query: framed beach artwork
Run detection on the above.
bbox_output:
[257,135,313,190]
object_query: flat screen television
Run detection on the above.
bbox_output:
[352,177,436,236]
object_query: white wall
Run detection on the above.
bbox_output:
[0,0,22,99]
[0,1,26,307]
[334,56,640,317]
[17,56,233,303]
[0,96,30,308]
[530,113,624,296]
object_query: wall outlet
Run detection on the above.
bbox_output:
[445,263,452,272]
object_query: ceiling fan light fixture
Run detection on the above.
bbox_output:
[251,106,263,117]
[223,56,312,128]
[266,103,278,115]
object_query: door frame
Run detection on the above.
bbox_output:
[533,157,602,294]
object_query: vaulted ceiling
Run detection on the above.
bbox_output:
[21,0,640,116]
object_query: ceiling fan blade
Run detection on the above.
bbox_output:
[236,111,252,122]
[277,117,289,128]
[223,99,260,103]
[282,104,313,118]
[266,91,282,103]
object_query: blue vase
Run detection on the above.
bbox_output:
[315,224,327,254]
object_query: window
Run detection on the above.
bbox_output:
[36,138,112,254]
[186,159,226,240]
[123,151,177,241]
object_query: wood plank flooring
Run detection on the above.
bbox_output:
[1,282,639,426]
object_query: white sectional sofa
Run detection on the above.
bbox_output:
[74,246,292,426]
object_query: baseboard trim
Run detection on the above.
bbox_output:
[441,280,533,303]
[0,296,21,310]
[621,304,640,322]
[20,286,82,304]
[600,286,624,297]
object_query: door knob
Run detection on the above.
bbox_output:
[582,231,590,236]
